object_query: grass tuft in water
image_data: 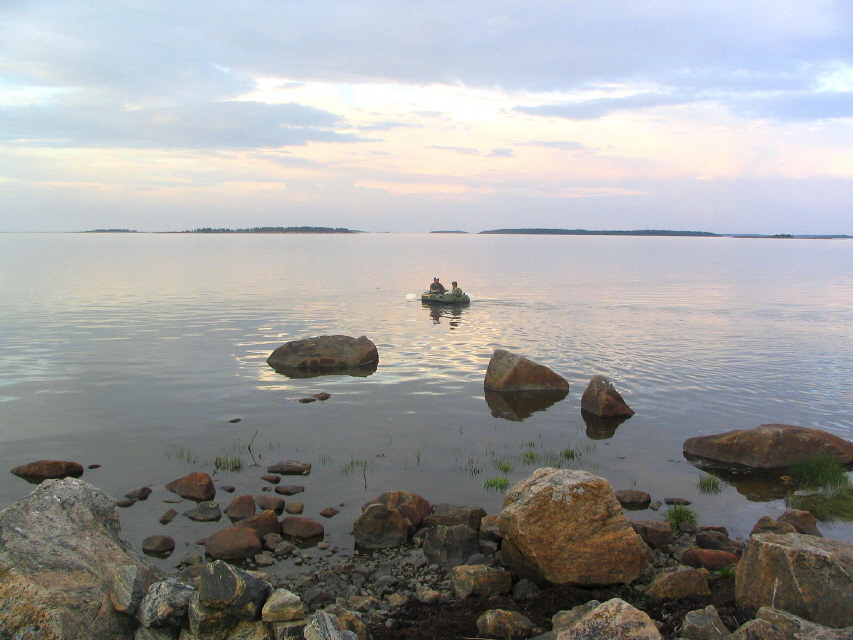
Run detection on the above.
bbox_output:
[697,474,723,494]
[787,453,849,490]
[164,445,201,465]
[521,450,537,464]
[665,504,698,533]
[483,477,510,492]
[213,443,245,472]
[786,487,853,522]
[492,460,513,474]
[560,448,580,461]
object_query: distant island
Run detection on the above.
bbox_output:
[479,228,719,236]
[182,226,361,234]
[82,229,138,233]
[430,230,469,234]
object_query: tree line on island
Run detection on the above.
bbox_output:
[183,226,361,234]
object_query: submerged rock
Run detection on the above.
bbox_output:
[683,424,853,472]
[0,478,164,640]
[267,335,379,371]
[165,472,216,502]
[483,349,569,393]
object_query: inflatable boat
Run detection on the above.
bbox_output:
[420,291,470,304]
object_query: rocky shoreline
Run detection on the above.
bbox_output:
[2,466,853,640]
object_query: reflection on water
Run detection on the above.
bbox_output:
[423,302,466,328]
[582,410,632,440]
[269,361,378,379]
[694,467,793,502]
[485,388,569,422]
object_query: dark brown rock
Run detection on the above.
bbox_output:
[314,393,332,400]
[422,503,487,530]
[235,510,280,539]
[256,495,286,514]
[483,349,569,393]
[276,485,305,495]
[267,461,311,476]
[165,472,215,502]
[684,424,853,472]
[280,517,324,540]
[267,335,379,370]
[631,520,674,550]
[580,375,634,417]
[696,529,744,556]
[10,460,84,483]
[261,475,281,484]
[645,566,710,599]
[353,504,408,549]
[778,509,822,536]
[751,515,797,536]
[142,535,175,557]
[224,494,256,521]
[615,490,651,509]
[204,527,262,560]
[363,491,432,528]
[319,507,339,518]
[284,502,304,514]
[681,548,739,570]
[159,509,179,525]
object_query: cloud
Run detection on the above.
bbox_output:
[428,145,480,155]
[488,148,514,158]
[525,141,591,151]
[0,100,362,148]
[515,92,699,120]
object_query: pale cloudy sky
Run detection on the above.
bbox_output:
[1,1,852,233]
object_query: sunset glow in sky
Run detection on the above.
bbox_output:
[1,1,852,233]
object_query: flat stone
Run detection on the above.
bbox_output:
[10,460,85,483]
[267,461,312,476]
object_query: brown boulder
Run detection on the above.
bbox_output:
[736,533,853,628]
[267,335,378,370]
[498,468,647,586]
[10,460,84,483]
[267,461,312,476]
[280,517,324,540]
[615,490,651,509]
[580,376,634,417]
[224,494,256,521]
[750,515,797,536]
[681,548,739,570]
[451,565,513,599]
[363,491,431,528]
[422,503,488,530]
[353,504,408,549]
[777,509,822,537]
[235,510,280,539]
[645,566,710,599]
[683,424,853,472]
[204,527,262,560]
[484,349,569,393]
[255,495,286,514]
[165,472,215,502]
[631,520,674,550]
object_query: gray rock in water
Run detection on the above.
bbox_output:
[267,335,379,370]
[136,577,194,629]
[0,478,164,640]
[580,375,634,417]
[484,348,569,393]
[186,500,222,522]
[422,524,480,568]
[352,503,408,549]
[198,560,272,621]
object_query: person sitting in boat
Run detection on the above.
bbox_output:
[429,277,446,294]
[449,281,463,296]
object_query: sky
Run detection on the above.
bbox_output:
[1,1,852,234]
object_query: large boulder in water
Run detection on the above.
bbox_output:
[580,375,634,417]
[10,460,85,483]
[736,533,853,628]
[267,335,378,371]
[484,349,569,393]
[0,478,164,640]
[683,424,853,472]
[497,468,647,586]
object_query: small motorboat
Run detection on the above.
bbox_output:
[420,291,470,304]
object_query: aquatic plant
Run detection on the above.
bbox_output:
[717,565,736,579]
[492,460,513,474]
[483,477,510,492]
[341,456,374,490]
[213,443,244,472]
[697,474,723,494]
[787,453,849,490]
[318,454,334,466]
[665,504,697,533]
[560,448,580,461]
[786,487,853,522]
[164,445,200,464]
[458,456,482,476]
[521,450,537,464]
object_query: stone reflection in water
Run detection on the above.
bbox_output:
[484,388,568,422]
[688,467,791,502]
[422,302,464,328]
[270,361,378,379]
[581,410,632,440]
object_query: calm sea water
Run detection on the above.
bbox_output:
[2,232,852,572]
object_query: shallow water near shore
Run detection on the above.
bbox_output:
[2,232,852,575]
